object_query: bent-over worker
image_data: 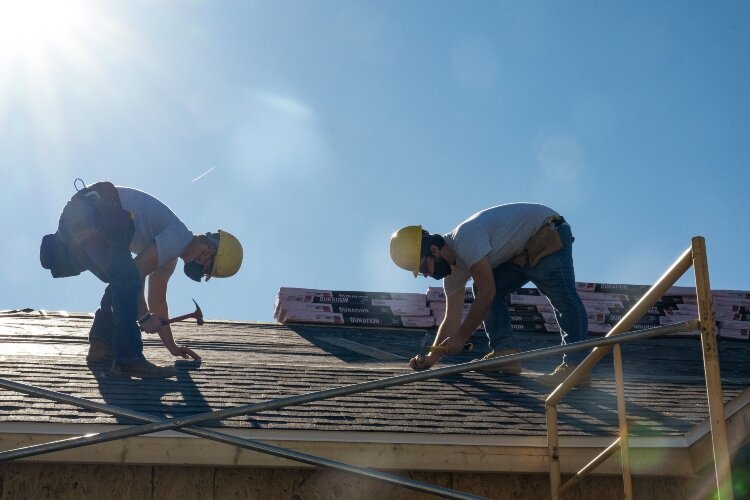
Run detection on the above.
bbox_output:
[390,203,590,387]
[40,181,243,379]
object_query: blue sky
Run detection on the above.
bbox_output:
[1,1,748,322]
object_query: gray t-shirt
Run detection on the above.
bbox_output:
[442,203,558,296]
[117,187,194,279]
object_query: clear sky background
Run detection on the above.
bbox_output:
[1,1,748,323]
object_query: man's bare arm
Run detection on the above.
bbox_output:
[133,243,159,319]
[134,245,199,359]
[444,257,496,354]
[147,273,200,360]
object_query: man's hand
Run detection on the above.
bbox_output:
[140,314,164,334]
[409,351,440,371]
[441,336,467,356]
[170,345,201,360]
[409,354,437,371]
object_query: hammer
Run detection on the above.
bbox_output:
[162,299,204,326]
[428,343,473,354]
[417,333,473,356]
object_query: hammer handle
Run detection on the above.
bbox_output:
[428,342,473,354]
[162,313,195,325]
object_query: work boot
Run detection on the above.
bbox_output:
[537,362,591,388]
[86,340,114,363]
[473,349,522,374]
[110,358,177,379]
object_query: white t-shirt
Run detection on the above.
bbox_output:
[442,203,558,296]
[116,187,194,279]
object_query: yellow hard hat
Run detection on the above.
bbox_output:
[390,225,423,277]
[210,229,243,278]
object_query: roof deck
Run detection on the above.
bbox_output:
[1,310,748,475]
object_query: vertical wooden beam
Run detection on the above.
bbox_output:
[613,345,633,500]
[547,405,561,500]
[692,236,733,500]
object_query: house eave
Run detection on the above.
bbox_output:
[0,423,695,476]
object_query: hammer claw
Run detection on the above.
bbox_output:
[163,299,204,326]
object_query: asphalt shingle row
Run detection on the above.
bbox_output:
[1,311,748,438]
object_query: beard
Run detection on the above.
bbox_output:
[431,259,452,280]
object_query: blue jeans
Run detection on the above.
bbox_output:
[476,223,588,365]
[59,197,144,362]
[88,273,144,361]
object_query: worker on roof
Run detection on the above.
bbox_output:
[390,203,589,387]
[40,181,243,379]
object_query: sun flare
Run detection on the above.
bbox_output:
[0,0,93,70]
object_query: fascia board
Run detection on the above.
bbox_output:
[0,424,694,475]
[685,387,750,473]
[684,385,750,446]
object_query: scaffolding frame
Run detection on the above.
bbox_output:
[0,236,736,499]
[546,236,733,499]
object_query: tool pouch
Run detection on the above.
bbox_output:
[510,221,564,268]
[68,181,134,248]
[40,181,134,279]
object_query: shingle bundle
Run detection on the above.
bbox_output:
[711,289,750,340]
[574,283,653,334]
[426,287,476,328]
[426,283,749,340]
[578,283,749,340]
[275,288,434,328]
[274,283,749,340]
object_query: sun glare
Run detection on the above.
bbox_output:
[0,0,92,70]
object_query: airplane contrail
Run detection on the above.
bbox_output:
[192,167,215,183]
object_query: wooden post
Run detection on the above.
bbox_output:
[692,236,733,500]
[613,345,633,499]
[547,405,561,500]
